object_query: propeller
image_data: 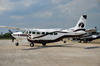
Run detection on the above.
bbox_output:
[9,29,13,34]
[8,29,15,42]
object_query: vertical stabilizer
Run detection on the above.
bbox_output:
[74,15,87,30]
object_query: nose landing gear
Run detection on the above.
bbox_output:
[15,42,19,46]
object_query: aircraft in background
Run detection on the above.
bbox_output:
[70,27,100,43]
[0,15,87,47]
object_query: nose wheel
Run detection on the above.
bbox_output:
[15,42,19,46]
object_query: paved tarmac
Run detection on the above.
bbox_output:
[0,40,100,66]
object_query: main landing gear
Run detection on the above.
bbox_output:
[42,43,46,46]
[30,43,46,47]
[30,43,34,47]
[64,41,66,43]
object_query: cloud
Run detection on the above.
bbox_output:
[11,15,24,19]
[0,0,100,33]
[59,0,96,16]
[0,12,3,15]
[0,6,5,10]
[52,0,62,3]
[22,0,37,7]
[0,0,14,11]
[32,11,52,18]
[97,0,100,3]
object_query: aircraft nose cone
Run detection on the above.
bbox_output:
[11,33,14,36]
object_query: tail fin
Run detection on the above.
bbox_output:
[74,15,87,30]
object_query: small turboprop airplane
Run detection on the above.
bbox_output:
[70,27,100,43]
[0,15,87,47]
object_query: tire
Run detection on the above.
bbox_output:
[79,40,81,43]
[42,43,46,46]
[84,40,87,43]
[89,41,91,42]
[64,41,66,43]
[84,39,86,43]
[85,40,87,43]
[15,43,19,46]
[30,43,34,47]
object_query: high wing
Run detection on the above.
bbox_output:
[85,28,98,32]
[0,26,36,31]
[0,26,62,32]
[0,26,20,30]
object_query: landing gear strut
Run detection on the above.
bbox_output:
[30,43,34,47]
[83,39,87,43]
[15,42,19,46]
[79,40,81,43]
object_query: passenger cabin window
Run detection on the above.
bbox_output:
[54,32,57,35]
[50,32,53,35]
[29,31,31,34]
[42,32,45,34]
[46,32,49,35]
[32,32,35,34]
[34,32,58,35]
[37,32,40,34]
[26,31,28,34]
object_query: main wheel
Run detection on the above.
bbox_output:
[64,41,66,43]
[84,40,87,43]
[89,40,91,42]
[30,43,34,47]
[85,40,87,43]
[84,39,86,43]
[15,42,19,46]
[79,40,81,43]
[42,43,46,46]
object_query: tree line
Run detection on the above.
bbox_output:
[0,33,12,39]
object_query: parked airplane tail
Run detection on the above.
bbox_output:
[74,15,87,30]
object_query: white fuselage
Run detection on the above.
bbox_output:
[12,29,86,43]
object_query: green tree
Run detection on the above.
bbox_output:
[0,35,3,39]
[0,32,13,39]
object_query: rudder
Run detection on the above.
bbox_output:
[74,15,87,30]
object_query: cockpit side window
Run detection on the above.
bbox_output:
[22,31,24,33]
[26,31,28,34]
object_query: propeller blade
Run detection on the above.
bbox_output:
[9,29,13,34]
[8,29,14,42]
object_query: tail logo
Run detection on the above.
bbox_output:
[79,22,84,28]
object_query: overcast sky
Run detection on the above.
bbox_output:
[0,0,100,33]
